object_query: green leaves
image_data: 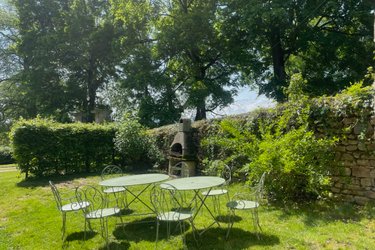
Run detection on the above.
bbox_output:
[10,117,116,177]
[114,115,163,166]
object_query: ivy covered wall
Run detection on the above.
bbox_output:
[151,83,375,204]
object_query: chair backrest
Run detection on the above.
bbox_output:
[169,162,190,178]
[222,164,232,185]
[255,172,266,200]
[49,181,63,211]
[76,185,107,215]
[150,183,187,217]
[101,165,123,180]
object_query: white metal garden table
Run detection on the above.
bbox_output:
[160,176,225,235]
[99,173,170,213]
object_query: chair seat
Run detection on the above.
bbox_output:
[61,201,90,212]
[157,211,193,222]
[103,186,126,193]
[86,207,120,219]
[202,189,228,196]
[226,200,259,210]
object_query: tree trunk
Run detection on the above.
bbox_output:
[270,27,287,101]
[85,57,96,123]
[194,101,206,121]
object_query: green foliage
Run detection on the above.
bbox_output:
[310,82,374,140]
[247,126,337,201]
[221,0,374,100]
[9,117,116,178]
[202,96,339,202]
[0,146,14,164]
[114,115,163,167]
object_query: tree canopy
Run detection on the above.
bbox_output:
[0,0,373,128]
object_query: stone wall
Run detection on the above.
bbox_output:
[331,116,375,204]
[150,96,375,204]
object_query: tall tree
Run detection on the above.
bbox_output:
[109,0,182,127]
[9,0,120,122]
[111,0,242,121]
[154,0,241,120]
[221,0,374,101]
[61,0,120,122]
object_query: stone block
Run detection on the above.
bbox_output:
[370,169,375,178]
[353,196,369,205]
[331,187,341,193]
[371,116,375,125]
[365,191,375,199]
[358,143,367,151]
[335,146,346,152]
[352,167,371,177]
[348,140,358,145]
[367,143,375,151]
[370,160,375,167]
[342,161,355,167]
[345,184,362,191]
[357,159,369,166]
[342,153,354,161]
[348,134,356,139]
[346,145,357,151]
[353,152,361,159]
[360,178,373,187]
[344,168,351,176]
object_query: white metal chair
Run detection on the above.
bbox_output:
[150,183,197,248]
[226,172,266,239]
[75,185,124,249]
[49,181,90,240]
[202,164,232,215]
[101,165,127,208]
[169,161,191,178]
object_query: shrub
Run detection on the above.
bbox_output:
[114,115,163,168]
[0,146,14,164]
[10,117,116,178]
[202,95,339,202]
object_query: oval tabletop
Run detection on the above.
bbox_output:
[161,176,225,191]
[99,173,170,187]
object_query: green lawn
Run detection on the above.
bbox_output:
[0,169,374,250]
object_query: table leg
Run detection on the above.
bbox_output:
[191,188,221,235]
[125,184,155,213]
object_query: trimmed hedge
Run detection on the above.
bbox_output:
[0,146,14,164]
[10,118,116,177]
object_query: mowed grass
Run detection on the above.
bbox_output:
[0,169,374,250]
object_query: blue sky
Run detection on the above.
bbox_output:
[208,87,275,118]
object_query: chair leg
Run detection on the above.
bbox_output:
[61,212,66,240]
[252,208,262,239]
[190,219,198,245]
[226,209,235,239]
[84,218,88,241]
[155,219,160,249]
[99,217,110,249]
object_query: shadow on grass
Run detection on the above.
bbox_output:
[119,208,135,216]
[113,216,192,242]
[16,172,99,188]
[97,241,131,250]
[64,230,130,250]
[271,199,375,227]
[185,228,280,249]
[216,214,242,223]
[65,230,96,241]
